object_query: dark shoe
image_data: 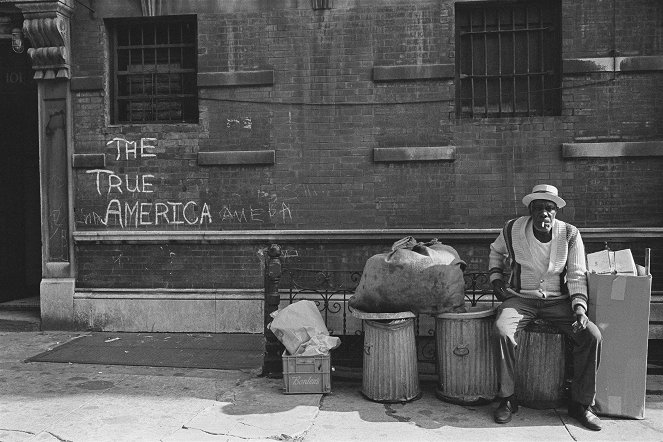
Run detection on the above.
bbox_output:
[568,401,602,431]
[494,395,518,424]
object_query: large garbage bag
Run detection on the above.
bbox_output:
[349,237,467,314]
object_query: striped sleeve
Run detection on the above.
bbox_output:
[489,228,509,283]
[566,226,589,312]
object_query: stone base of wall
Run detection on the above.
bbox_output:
[41,278,76,330]
[72,289,264,333]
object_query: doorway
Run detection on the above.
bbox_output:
[0,37,41,303]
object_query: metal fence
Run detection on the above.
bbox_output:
[262,244,497,374]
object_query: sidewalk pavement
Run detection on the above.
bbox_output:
[1,331,662,442]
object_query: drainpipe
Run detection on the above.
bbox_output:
[262,244,284,376]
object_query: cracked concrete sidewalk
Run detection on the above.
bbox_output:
[1,331,662,442]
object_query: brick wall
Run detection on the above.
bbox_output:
[74,237,663,292]
[562,0,662,57]
[70,0,663,292]
[76,243,264,289]
[562,74,663,141]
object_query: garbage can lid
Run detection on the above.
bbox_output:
[436,305,497,319]
[351,309,416,320]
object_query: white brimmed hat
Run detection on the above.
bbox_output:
[522,184,566,208]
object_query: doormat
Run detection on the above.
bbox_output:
[26,332,264,370]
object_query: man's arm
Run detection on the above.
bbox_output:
[567,228,588,313]
[489,229,510,300]
[566,228,590,331]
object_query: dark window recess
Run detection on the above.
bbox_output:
[455,1,561,118]
[109,16,197,124]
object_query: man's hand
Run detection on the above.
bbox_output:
[573,305,588,333]
[492,279,508,302]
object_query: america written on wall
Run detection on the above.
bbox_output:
[79,136,294,228]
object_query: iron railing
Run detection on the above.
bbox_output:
[262,244,497,374]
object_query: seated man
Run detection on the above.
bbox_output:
[488,184,603,431]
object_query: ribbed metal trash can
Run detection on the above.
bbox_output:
[353,310,420,403]
[435,305,498,405]
[515,319,567,409]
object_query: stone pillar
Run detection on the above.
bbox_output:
[17,0,75,329]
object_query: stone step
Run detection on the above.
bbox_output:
[0,310,41,332]
[0,296,40,311]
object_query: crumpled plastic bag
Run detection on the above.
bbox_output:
[298,334,340,356]
[268,300,341,356]
[349,237,467,314]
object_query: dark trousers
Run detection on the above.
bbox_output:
[494,297,602,406]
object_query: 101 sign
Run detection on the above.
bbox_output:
[5,71,24,84]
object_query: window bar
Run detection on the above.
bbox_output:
[113,28,119,123]
[165,23,171,121]
[497,8,503,117]
[511,9,516,117]
[181,23,185,120]
[525,4,531,116]
[483,8,488,117]
[167,23,172,99]
[539,6,545,115]
[153,23,158,121]
[141,25,146,123]
[128,27,133,122]
[469,12,475,118]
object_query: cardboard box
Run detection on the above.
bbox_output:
[282,352,331,394]
[587,265,651,419]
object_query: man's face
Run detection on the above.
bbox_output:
[529,199,558,233]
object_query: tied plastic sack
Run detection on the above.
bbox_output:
[349,237,467,314]
[268,300,341,356]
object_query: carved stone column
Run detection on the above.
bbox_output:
[23,16,70,79]
[17,0,72,79]
[16,0,75,329]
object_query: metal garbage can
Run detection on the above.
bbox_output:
[353,310,420,403]
[435,305,498,405]
[515,319,567,409]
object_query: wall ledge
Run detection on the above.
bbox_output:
[74,288,263,300]
[563,56,663,74]
[70,75,104,91]
[372,63,454,82]
[72,153,106,168]
[198,150,275,165]
[562,141,663,158]
[373,146,455,162]
[198,70,274,87]
[72,228,663,244]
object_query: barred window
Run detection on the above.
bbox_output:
[455,1,561,118]
[109,16,197,124]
